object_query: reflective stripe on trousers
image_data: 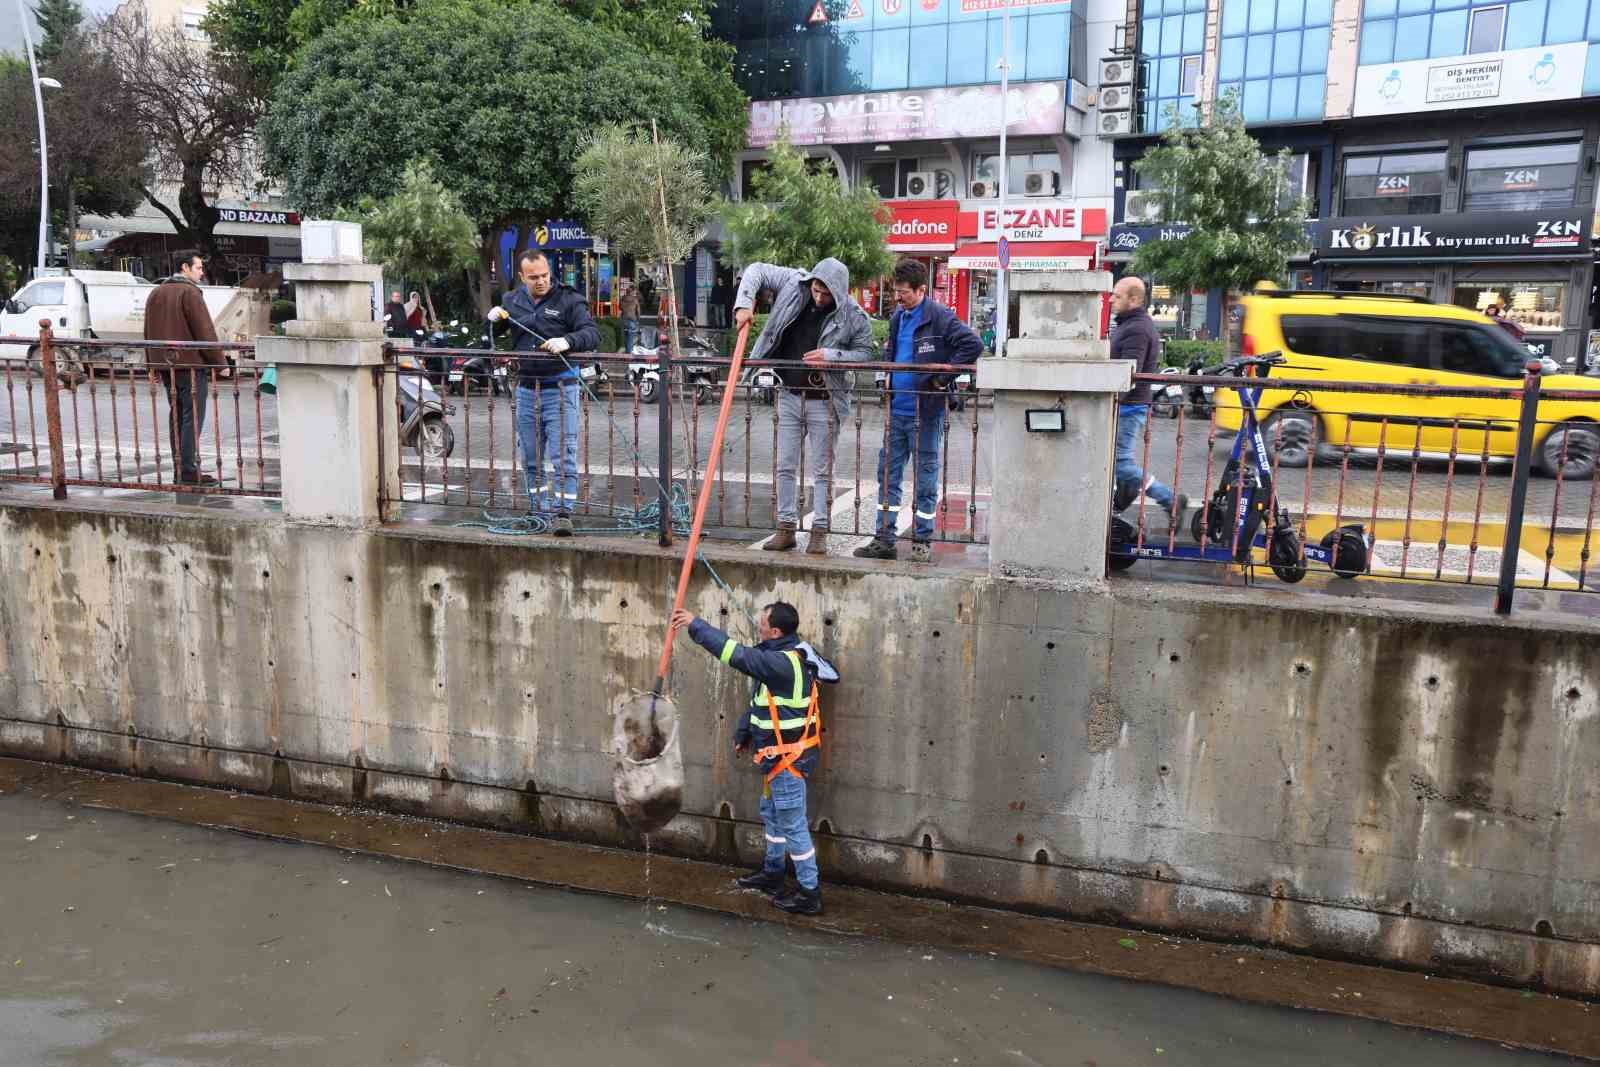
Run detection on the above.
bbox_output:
[758,765,818,890]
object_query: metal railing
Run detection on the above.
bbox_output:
[1113,361,1600,612]
[379,345,989,547]
[0,324,277,498]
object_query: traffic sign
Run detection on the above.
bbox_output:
[997,236,1010,270]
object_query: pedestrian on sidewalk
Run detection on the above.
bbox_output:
[487,250,600,535]
[670,602,839,915]
[1110,276,1186,526]
[144,250,227,486]
[854,259,981,563]
[619,278,641,352]
[734,258,877,556]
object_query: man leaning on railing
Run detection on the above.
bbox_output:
[144,250,229,487]
[854,259,982,564]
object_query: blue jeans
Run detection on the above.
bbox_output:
[622,318,639,352]
[874,412,944,544]
[515,379,580,514]
[759,767,818,890]
[1115,403,1173,510]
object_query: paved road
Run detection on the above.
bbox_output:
[0,790,1568,1067]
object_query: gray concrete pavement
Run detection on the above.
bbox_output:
[0,789,1575,1067]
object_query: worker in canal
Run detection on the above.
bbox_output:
[670,603,839,915]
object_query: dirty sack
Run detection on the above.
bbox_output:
[611,690,683,833]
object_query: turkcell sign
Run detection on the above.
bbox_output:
[537,220,594,249]
[1319,210,1589,258]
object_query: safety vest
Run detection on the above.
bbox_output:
[743,649,822,784]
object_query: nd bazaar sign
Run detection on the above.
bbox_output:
[217,208,299,225]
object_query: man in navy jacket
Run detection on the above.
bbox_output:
[854,259,982,562]
[671,602,839,915]
[488,250,600,535]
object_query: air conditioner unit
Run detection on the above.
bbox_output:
[1098,84,1133,112]
[1099,110,1134,137]
[1124,188,1163,223]
[969,179,1000,198]
[1099,56,1134,86]
[904,171,937,199]
[1023,169,1060,197]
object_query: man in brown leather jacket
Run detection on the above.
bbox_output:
[143,251,225,485]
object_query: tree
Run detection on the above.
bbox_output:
[1129,93,1310,347]
[260,0,738,312]
[0,41,148,269]
[573,123,713,364]
[33,0,84,63]
[352,160,479,327]
[99,7,265,263]
[205,0,745,163]
[717,134,894,285]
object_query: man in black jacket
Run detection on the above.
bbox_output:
[1110,276,1184,524]
[671,602,839,915]
[488,251,600,535]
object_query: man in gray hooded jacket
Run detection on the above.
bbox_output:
[734,258,877,555]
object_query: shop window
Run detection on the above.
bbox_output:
[1461,142,1580,212]
[1340,149,1446,214]
[1467,4,1506,51]
[1452,281,1567,331]
[862,160,897,199]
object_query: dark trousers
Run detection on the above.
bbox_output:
[161,368,210,481]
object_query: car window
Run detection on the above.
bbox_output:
[1280,315,1347,359]
[1340,315,1432,369]
[13,281,65,311]
[1436,322,1526,378]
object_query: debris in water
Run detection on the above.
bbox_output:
[1117,938,1139,950]
[384,885,392,898]
[24,834,37,842]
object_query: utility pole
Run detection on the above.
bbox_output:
[993,3,1012,357]
[17,0,51,277]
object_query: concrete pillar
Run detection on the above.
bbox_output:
[978,270,1128,587]
[255,221,399,526]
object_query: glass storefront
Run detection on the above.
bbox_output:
[1332,278,1432,298]
[1462,142,1581,213]
[1452,281,1567,332]
[1341,149,1447,215]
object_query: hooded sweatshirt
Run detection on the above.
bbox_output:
[733,257,877,402]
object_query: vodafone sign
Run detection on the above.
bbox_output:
[884,199,959,251]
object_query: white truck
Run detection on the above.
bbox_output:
[0,269,270,366]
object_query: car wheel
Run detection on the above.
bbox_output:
[419,416,454,461]
[1261,410,1318,468]
[1535,422,1599,481]
[638,377,659,404]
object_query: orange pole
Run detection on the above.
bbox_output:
[653,319,752,692]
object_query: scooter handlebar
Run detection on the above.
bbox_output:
[1197,351,1286,376]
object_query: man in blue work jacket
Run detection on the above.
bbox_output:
[854,259,982,563]
[670,602,839,915]
[488,250,600,535]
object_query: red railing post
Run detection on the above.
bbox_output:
[37,320,67,500]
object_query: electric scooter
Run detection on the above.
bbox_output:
[1107,352,1371,582]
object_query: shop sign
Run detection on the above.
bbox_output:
[217,208,299,226]
[1318,210,1589,258]
[1349,42,1586,118]
[1106,222,1193,252]
[1376,175,1410,196]
[749,83,1064,147]
[885,200,959,250]
[958,0,1070,10]
[536,219,594,249]
[977,201,1087,241]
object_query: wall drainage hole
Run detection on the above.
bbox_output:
[1294,663,1310,675]
[619,599,628,609]
[1425,676,1440,690]
[430,583,442,593]
[932,630,941,638]
[1033,849,1049,865]
[817,819,834,836]
[1045,642,1056,651]
[920,834,934,852]
[521,591,530,600]
[262,570,270,580]
[1566,687,1582,701]
[1169,653,1181,663]
[1535,919,1555,938]
[718,802,733,820]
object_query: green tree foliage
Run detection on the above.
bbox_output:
[351,160,479,325]
[33,0,83,63]
[206,0,745,165]
[573,124,712,359]
[1129,93,1309,323]
[717,135,894,285]
[260,0,731,310]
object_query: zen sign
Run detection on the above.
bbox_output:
[978,202,1081,241]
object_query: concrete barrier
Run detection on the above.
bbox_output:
[2,495,1597,996]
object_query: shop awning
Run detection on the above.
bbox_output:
[948,242,1093,271]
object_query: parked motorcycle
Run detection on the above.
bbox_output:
[1185,356,1216,419]
[739,364,780,405]
[434,328,508,396]
[395,352,455,461]
[628,325,722,404]
[1151,366,1184,419]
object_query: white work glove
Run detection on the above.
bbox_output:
[487,307,509,322]
[541,336,571,355]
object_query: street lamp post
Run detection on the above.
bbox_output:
[16,0,60,277]
[993,3,1012,358]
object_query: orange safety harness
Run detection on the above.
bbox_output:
[755,684,822,785]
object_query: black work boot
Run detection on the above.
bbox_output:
[736,868,785,895]
[773,885,823,915]
[852,537,897,560]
